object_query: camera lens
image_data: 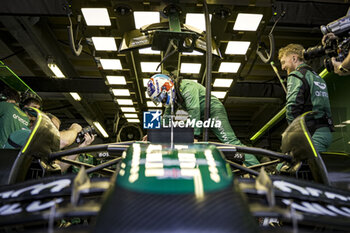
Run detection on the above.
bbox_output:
[303,45,325,60]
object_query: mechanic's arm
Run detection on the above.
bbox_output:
[286,76,304,124]
[59,123,82,149]
[59,133,95,172]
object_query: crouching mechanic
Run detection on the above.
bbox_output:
[278,44,333,152]
[146,74,259,167]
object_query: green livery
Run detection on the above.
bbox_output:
[116,142,233,194]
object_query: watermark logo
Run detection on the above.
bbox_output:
[143,111,162,129]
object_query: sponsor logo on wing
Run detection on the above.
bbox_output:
[314,81,326,90]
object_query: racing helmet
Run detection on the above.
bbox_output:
[147,74,175,106]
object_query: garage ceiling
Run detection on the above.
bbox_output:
[0,0,349,149]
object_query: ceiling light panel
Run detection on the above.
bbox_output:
[48,63,65,78]
[182,50,203,56]
[139,47,160,54]
[112,89,130,96]
[134,11,160,29]
[93,121,109,138]
[121,107,136,112]
[125,114,138,118]
[185,13,212,31]
[92,37,117,51]
[180,63,201,74]
[100,59,122,70]
[145,91,150,98]
[225,41,250,55]
[212,91,227,99]
[143,79,149,87]
[213,79,233,87]
[147,101,158,107]
[218,62,241,73]
[106,76,126,85]
[117,99,133,105]
[70,92,81,101]
[140,62,160,72]
[81,8,111,26]
[127,119,140,123]
[233,13,263,31]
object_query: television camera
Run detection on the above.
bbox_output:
[303,12,350,72]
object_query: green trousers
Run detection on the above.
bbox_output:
[209,101,260,167]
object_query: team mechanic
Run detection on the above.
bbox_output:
[0,87,29,147]
[147,74,260,167]
[278,44,334,152]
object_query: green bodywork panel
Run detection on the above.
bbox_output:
[0,61,41,101]
[116,142,233,194]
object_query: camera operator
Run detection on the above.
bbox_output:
[322,33,350,76]
[278,44,333,153]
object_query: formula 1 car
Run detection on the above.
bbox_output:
[0,108,350,233]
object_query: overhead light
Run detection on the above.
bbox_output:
[143,79,150,87]
[180,63,201,74]
[185,13,212,31]
[334,124,346,128]
[70,92,81,101]
[127,119,140,123]
[140,62,160,72]
[92,37,117,51]
[139,47,160,54]
[134,11,160,29]
[225,41,250,55]
[93,121,109,138]
[342,120,350,124]
[106,75,126,85]
[121,107,136,112]
[81,8,111,26]
[213,79,233,87]
[233,13,263,31]
[112,89,130,96]
[125,113,138,118]
[212,91,227,99]
[145,91,150,98]
[47,63,65,78]
[147,101,158,107]
[117,99,133,105]
[100,59,122,70]
[218,62,241,73]
[182,50,203,56]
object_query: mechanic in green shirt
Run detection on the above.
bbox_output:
[147,74,259,167]
[0,87,29,147]
[278,44,333,152]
